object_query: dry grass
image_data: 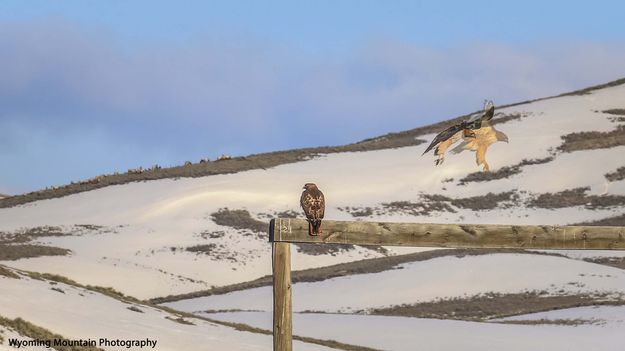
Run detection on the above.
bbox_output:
[0,265,20,279]
[562,77,625,96]
[497,318,601,326]
[459,157,554,185]
[450,191,516,210]
[165,316,195,325]
[211,208,267,238]
[558,125,625,152]
[583,257,625,270]
[295,243,357,256]
[185,243,218,254]
[0,225,110,243]
[605,166,625,182]
[382,197,457,215]
[184,243,239,263]
[367,291,625,321]
[575,213,625,226]
[341,191,517,218]
[0,226,69,244]
[0,315,104,351]
[0,244,70,261]
[26,271,141,304]
[603,108,625,115]
[338,207,374,217]
[603,108,625,122]
[127,306,144,313]
[529,187,625,209]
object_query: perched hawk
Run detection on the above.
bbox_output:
[422,100,495,166]
[300,183,325,236]
[450,116,508,171]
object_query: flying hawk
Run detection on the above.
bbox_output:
[450,116,509,171]
[422,100,495,166]
[300,183,325,236]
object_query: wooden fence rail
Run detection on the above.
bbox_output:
[268,218,625,351]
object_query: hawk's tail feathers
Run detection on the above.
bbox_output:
[311,219,322,235]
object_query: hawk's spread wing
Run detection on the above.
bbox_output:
[422,123,466,156]
[434,130,463,156]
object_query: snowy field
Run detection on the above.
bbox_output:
[203,311,624,351]
[0,267,332,351]
[167,253,625,313]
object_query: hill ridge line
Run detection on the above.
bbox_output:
[1,77,624,208]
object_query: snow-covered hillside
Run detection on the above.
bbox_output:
[1,80,624,350]
[200,310,625,351]
[1,82,624,297]
[0,266,332,351]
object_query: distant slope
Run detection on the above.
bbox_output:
[2,77,624,209]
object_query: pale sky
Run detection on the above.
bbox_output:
[1,0,625,194]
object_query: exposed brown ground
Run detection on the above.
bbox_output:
[558,125,625,152]
[0,265,20,279]
[449,191,517,210]
[496,318,600,326]
[0,244,70,261]
[366,291,625,321]
[583,257,625,270]
[458,157,554,185]
[603,108,625,122]
[211,208,268,239]
[529,187,625,209]
[603,108,625,115]
[575,213,625,226]
[0,315,105,351]
[0,225,115,260]
[340,191,517,217]
[605,166,625,182]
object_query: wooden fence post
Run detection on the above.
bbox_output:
[273,241,292,351]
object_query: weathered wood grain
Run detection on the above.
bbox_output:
[273,242,292,351]
[269,218,625,250]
